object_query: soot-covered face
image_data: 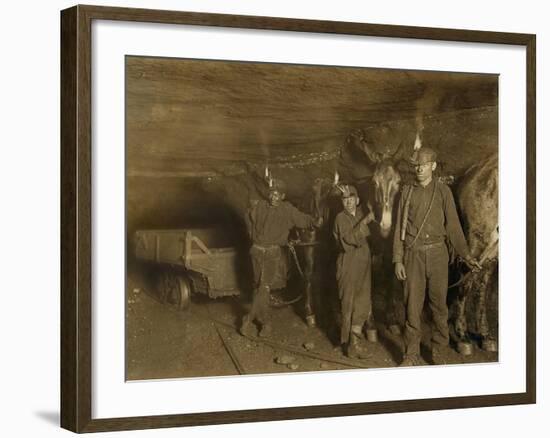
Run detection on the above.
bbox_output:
[268,189,284,207]
[415,161,437,184]
[342,194,359,215]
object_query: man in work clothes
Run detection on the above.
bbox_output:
[393,148,480,366]
[241,178,321,338]
[333,185,375,359]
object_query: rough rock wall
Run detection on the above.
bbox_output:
[126,56,499,332]
[127,105,497,237]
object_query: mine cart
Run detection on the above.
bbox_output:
[134,228,286,310]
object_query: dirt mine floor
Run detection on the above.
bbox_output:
[126,263,497,381]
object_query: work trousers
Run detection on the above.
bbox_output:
[336,245,373,344]
[248,245,283,324]
[403,242,449,356]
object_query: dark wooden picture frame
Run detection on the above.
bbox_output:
[61,4,536,433]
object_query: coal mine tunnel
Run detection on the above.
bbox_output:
[126,56,498,237]
[125,55,499,378]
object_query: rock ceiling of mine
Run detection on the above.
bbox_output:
[126,56,498,176]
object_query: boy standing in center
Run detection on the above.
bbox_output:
[333,184,375,359]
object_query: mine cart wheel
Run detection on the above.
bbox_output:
[157,271,171,304]
[175,275,192,311]
[158,271,191,311]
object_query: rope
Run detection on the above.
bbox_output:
[448,271,469,290]
[269,292,303,308]
[447,257,496,290]
[287,242,305,278]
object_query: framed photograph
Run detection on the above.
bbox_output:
[60,4,536,433]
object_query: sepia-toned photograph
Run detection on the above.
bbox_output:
[126,56,499,380]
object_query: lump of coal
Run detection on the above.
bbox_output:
[275,355,296,365]
[303,342,315,351]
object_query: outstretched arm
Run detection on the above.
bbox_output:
[288,203,316,229]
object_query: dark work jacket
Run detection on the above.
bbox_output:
[333,207,370,253]
[245,199,315,247]
[393,179,470,263]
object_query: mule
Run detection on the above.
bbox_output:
[452,153,499,354]
[342,127,407,332]
[291,178,339,327]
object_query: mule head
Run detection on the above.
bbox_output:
[344,128,385,165]
[305,177,336,228]
[343,124,404,238]
[372,160,401,239]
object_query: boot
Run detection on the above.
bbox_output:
[346,333,370,359]
[259,322,273,338]
[305,314,316,328]
[399,353,421,367]
[240,315,256,337]
[431,346,449,366]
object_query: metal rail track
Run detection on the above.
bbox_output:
[201,305,372,371]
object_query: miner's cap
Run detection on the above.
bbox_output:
[268,178,287,193]
[339,184,358,198]
[409,147,438,165]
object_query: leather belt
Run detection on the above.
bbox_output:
[413,241,445,250]
[252,243,279,251]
